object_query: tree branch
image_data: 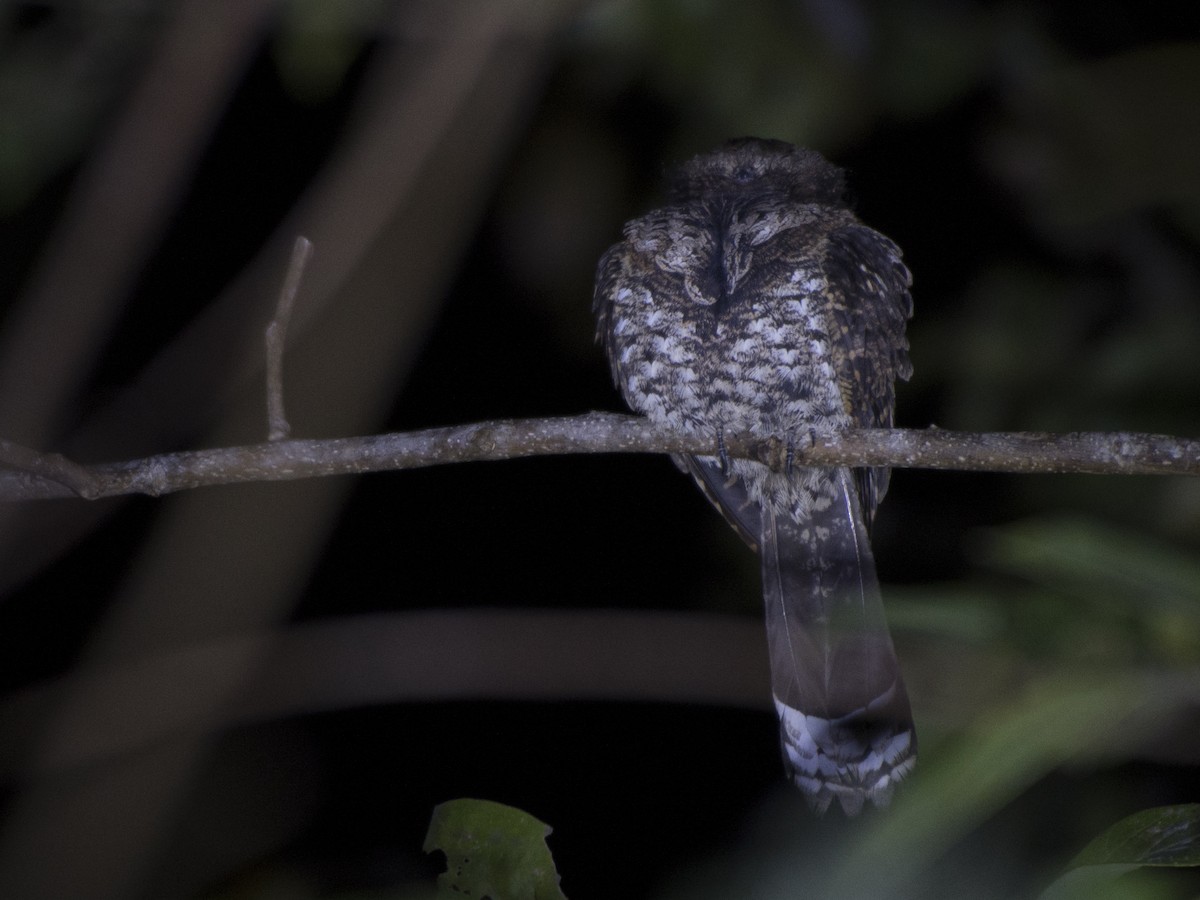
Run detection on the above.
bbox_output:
[0,414,1196,502]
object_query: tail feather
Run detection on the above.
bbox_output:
[761,468,916,814]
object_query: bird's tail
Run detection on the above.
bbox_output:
[760,467,916,815]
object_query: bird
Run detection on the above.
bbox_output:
[592,138,916,815]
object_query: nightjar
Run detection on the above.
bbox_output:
[593,138,915,814]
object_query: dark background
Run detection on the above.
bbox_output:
[0,2,1198,898]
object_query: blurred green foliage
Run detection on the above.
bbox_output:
[272,0,384,103]
[0,1,158,213]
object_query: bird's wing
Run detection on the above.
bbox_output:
[818,222,914,521]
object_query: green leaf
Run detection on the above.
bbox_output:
[1070,804,1200,868]
[423,798,567,900]
[1039,805,1200,900]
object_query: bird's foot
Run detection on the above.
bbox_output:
[716,426,731,477]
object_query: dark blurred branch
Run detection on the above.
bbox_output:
[0,609,768,776]
[1,416,1197,502]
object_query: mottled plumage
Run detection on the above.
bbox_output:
[593,138,915,814]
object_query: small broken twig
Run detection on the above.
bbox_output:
[264,236,312,441]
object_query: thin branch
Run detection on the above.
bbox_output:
[264,236,312,442]
[0,439,102,498]
[0,415,1197,502]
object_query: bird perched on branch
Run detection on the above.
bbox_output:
[593,138,915,814]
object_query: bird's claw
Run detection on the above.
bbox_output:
[781,430,816,475]
[717,426,731,477]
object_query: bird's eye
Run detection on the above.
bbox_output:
[733,166,755,183]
